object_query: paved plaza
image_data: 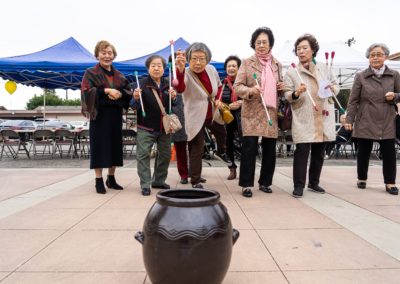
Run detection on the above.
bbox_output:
[0,157,399,283]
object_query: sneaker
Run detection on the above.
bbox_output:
[151,183,171,189]
[141,188,151,196]
[307,184,326,194]
[242,187,253,198]
[192,183,203,189]
[180,178,188,184]
[292,187,303,198]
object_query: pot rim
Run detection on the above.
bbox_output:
[156,189,220,207]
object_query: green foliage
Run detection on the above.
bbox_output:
[26,89,81,110]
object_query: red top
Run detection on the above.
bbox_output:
[176,68,222,121]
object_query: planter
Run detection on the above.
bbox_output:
[135,189,239,284]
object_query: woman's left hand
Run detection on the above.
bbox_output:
[276,81,285,91]
[385,92,396,101]
[108,88,122,100]
[214,99,223,109]
[169,88,177,100]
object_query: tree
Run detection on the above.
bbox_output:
[26,89,80,110]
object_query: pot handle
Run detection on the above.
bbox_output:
[232,228,240,245]
[135,231,144,244]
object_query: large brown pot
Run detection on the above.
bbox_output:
[135,189,239,284]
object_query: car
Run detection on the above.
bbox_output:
[36,120,75,130]
[69,120,89,130]
[0,120,37,131]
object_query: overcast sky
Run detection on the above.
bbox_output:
[0,0,398,110]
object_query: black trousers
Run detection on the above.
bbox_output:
[293,142,326,188]
[357,138,396,184]
[239,136,276,188]
[226,117,241,168]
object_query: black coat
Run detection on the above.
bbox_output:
[132,76,173,133]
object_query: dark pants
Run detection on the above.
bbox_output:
[188,126,205,184]
[174,141,188,179]
[293,142,326,189]
[226,117,241,168]
[239,136,276,188]
[205,120,227,155]
[357,138,396,184]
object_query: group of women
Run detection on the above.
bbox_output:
[81,27,400,198]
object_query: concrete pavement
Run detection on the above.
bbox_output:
[0,160,399,283]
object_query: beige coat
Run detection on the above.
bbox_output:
[346,66,400,140]
[182,65,223,141]
[283,62,339,144]
[233,55,283,138]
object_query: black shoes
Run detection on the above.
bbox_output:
[199,177,207,183]
[357,181,366,189]
[95,178,106,194]
[292,187,303,198]
[180,178,188,184]
[151,183,171,189]
[106,175,123,190]
[259,185,272,193]
[141,188,151,196]
[307,184,326,194]
[386,185,399,195]
[242,187,253,198]
[192,183,204,189]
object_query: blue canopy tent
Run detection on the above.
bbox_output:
[0,37,226,90]
[115,37,226,80]
[0,37,98,90]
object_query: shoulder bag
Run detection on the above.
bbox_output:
[152,89,182,134]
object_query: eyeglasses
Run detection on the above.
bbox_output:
[255,41,269,47]
[190,57,207,63]
[369,53,385,58]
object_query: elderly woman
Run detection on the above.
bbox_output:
[343,43,400,195]
[175,42,229,189]
[132,55,177,196]
[222,55,242,180]
[284,34,339,198]
[81,40,132,194]
[234,27,285,198]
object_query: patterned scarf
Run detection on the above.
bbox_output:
[256,52,277,108]
[223,75,237,102]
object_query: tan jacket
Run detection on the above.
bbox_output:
[346,66,400,140]
[182,65,223,141]
[283,62,339,144]
[233,55,282,138]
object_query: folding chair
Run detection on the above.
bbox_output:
[122,129,137,157]
[31,129,55,159]
[54,129,76,158]
[78,129,90,159]
[0,129,30,160]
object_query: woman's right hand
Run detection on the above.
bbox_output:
[294,83,307,98]
[133,88,142,101]
[175,49,186,72]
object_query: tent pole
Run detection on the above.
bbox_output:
[44,89,46,128]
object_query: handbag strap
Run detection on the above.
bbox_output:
[151,89,167,116]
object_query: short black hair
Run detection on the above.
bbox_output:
[250,27,275,50]
[145,55,166,69]
[224,55,241,71]
[294,34,319,57]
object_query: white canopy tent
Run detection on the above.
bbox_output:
[274,41,400,88]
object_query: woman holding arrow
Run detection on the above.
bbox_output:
[234,27,285,198]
